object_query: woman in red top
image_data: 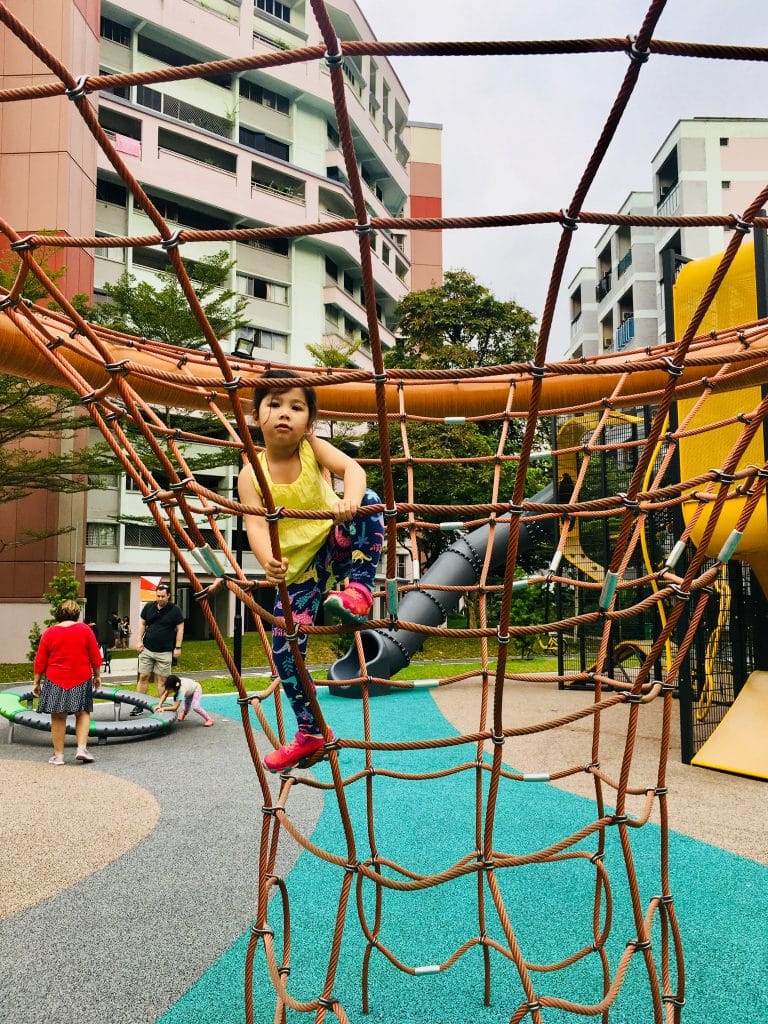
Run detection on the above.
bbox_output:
[32,600,103,765]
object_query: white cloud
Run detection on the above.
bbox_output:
[358,1,768,355]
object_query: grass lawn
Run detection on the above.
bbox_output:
[0,634,556,689]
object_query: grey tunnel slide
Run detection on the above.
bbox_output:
[328,485,554,697]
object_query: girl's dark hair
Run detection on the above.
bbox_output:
[252,368,317,427]
[165,674,181,694]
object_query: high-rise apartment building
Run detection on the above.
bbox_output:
[568,117,768,359]
[0,0,442,658]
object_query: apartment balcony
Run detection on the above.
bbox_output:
[323,285,397,348]
[615,316,635,351]
[595,272,612,302]
[617,249,633,278]
[570,311,582,338]
[657,181,680,217]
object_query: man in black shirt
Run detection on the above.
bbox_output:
[133,583,184,716]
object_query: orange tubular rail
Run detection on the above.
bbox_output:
[3,308,768,417]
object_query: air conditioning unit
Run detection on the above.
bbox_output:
[603,338,613,350]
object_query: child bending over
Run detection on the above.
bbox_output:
[237,369,384,772]
[156,674,214,726]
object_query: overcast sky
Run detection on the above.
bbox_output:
[360,1,768,356]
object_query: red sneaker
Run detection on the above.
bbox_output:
[323,582,372,625]
[264,730,332,773]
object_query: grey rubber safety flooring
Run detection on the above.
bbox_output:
[0,699,322,1024]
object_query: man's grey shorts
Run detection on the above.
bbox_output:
[138,648,173,677]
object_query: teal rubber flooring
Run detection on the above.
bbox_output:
[160,689,768,1024]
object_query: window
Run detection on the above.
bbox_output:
[125,524,167,548]
[722,180,731,190]
[136,84,162,112]
[237,274,289,304]
[236,326,289,353]
[720,137,729,146]
[343,271,355,296]
[86,523,118,548]
[240,126,289,161]
[382,243,390,266]
[325,256,338,281]
[99,68,129,100]
[243,236,290,256]
[96,178,127,206]
[256,0,291,23]
[240,79,290,115]
[100,17,131,46]
[137,36,231,88]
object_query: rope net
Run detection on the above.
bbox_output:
[3,1,768,1020]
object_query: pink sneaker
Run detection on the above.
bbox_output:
[264,730,332,773]
[323,582,372,625]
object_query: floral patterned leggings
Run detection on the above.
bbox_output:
[271,489,384,734]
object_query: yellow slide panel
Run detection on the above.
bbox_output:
[691,672,768,779]
[674,243,768,596]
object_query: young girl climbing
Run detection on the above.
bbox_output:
[237,369,384,773]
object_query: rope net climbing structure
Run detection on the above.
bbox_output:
[3,1,768,1020]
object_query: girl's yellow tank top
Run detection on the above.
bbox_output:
[250,439,338,583]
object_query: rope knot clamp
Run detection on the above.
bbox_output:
[709,468,736,484]
[46,337,65,350]
[662,995,686,1008]
[559,209,579,232]
[65,75,89,100]
[663,430,678,445]
[169,476,194,492]
[105,359,129,374]
[9,234,37,252]
[383,506,398,518]
[0,295,21,310]
[80,391,97,406]
[222,376,242,392]
[277,966,291,977]
[324,40,344,68]
[236,694,256,706]
[584,760,600,773]
[496,631,510,645]
[372,371,387,384]
[261,804,282,817]
[670,584,690,602]
[629,938,652,951]
[528,360,546,379]
[283,630,300,643]
[590,851,605,864]
[662,357,684,378]
[481,858,496,870]
[655,786,668,797]
[161,229,183,250]
[491,733,505,747]
[618,492,639,510]
[661,682,675,693]
[343,861,358,874]
[659,893,675,905]
[177,355,188,369]
[612,814,629,825]
[526,1001,542,1012]
[625,692,644,705]
[265,506,284,522]
[324,738,341,752]
[69,327,81,338]
[508,502,525,516]
[731,214,751,234]
[318,997,336,1010]
[251,924,274,937]
[354,219,373,236]
[626,35,650,64]
[700,376,717,390]
[194,585,213,602]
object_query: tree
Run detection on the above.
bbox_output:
[386,268,537,371]
[0,249,115,552]
[27,562,81,661]
[89,249,250,348]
